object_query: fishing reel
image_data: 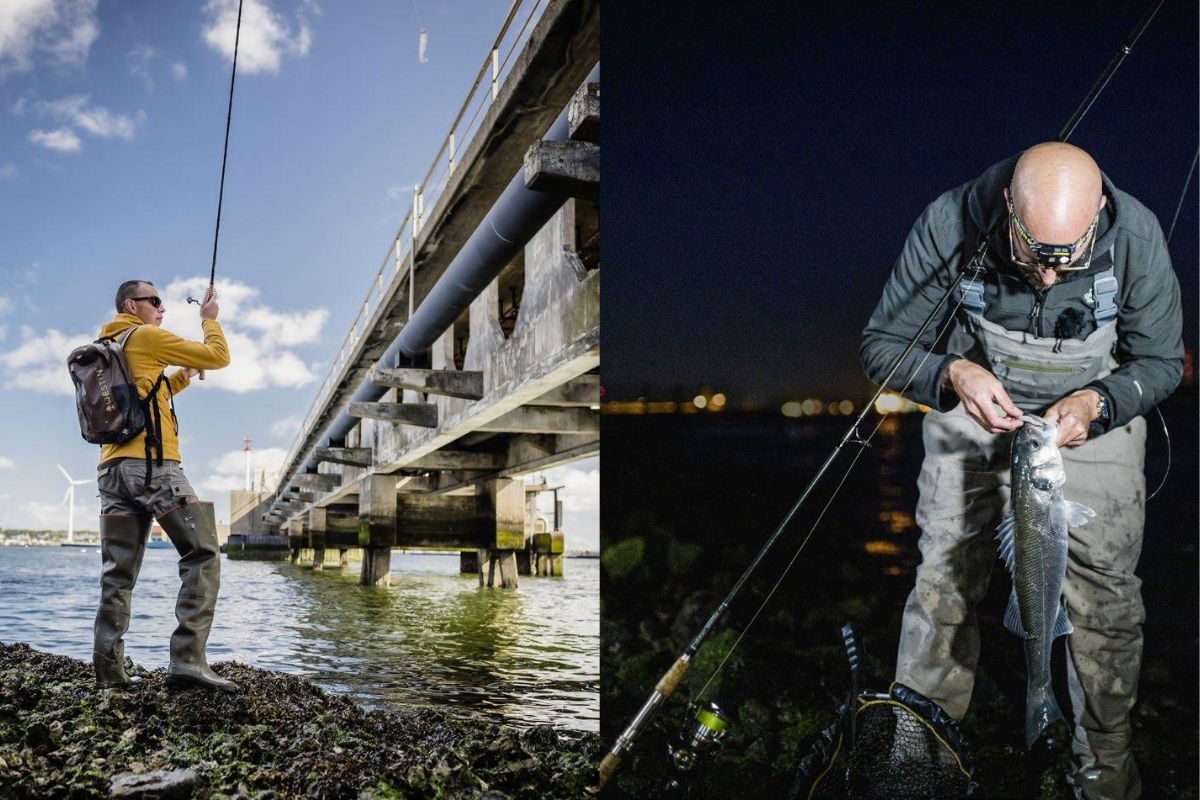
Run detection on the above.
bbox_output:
[660,702,730,797]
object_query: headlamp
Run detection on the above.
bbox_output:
[1006,191,1100,272]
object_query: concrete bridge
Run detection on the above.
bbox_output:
[227,0,599,587]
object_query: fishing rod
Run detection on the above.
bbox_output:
[187,0,246,384]
[597,1,1168,789]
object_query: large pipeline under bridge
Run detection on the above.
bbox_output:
[266,63,598,524]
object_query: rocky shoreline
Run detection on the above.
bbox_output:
[0,642,599,799]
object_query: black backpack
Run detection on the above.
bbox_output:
[67,326,176,488]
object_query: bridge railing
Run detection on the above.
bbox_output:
[277,0,550,491]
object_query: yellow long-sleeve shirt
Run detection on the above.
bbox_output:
[97,313,230,465]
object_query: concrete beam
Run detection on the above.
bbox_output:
[408,451,504,471]
[568,81,600,143]
[394,495,492,549]
[500,433,598,477]
[477,406,598,434]
[294,473,341,492]
[315,447,373,468]
[349,402,439,428]
[524,140,599,200]
[374,270,599,475]
[370,367,484,400]
[530,374,600,407]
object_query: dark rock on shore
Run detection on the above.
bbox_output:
[0,642,598,799]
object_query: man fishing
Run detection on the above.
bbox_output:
[860,142,1184,800]
[93,280,235,692]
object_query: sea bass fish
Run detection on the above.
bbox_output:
[997,414,1095,752]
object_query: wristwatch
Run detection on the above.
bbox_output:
[1089,393,1110,438]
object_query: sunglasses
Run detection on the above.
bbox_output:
[131,295,163,308]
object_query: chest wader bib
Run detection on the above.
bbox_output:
[898,269,1148,800]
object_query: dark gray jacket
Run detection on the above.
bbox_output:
[860,155,1183,431]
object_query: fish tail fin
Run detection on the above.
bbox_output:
[1025,686,1070,754]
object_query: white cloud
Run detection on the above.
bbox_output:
[11,96,26,115]
[170,60,187,79]
[0,277,327,401]
[199,445,288,494]
[0,296,13,314]
[20,496,100,530]
[37,94,143,140]
[0,456,14,469]
[270,415,302,438]
[0,0,99,78]
[0,325,91,394]
[128,43,156,91]
[0,163,15,179]
[29,126,80,152]
[201,0,313,75]
[157,276,326,394]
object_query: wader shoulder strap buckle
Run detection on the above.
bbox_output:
[958,271,986,315]
[1092,264,1118,325]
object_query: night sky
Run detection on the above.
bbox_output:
[602,2,1198,407]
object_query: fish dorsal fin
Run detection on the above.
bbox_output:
[996,513,1017,576]
[1064,500,1095,528]
[1052,601,1074,639]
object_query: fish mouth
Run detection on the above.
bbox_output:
[1021,414,1053,430]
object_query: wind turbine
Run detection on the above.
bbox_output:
[57,464,92,545]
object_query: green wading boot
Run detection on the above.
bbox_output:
[94,514,152,688]
[158,501,237,692]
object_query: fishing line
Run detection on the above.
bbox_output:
[1142,146,1196,501]
[696,274,976,701]
[1165,147,1198,246]
[188,0,244,307]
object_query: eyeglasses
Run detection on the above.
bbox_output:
[130,296,163,308]
[1006,192,1099,274]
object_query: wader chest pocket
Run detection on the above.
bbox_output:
[995,358,1083,375]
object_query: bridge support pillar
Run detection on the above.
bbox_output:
[309,508,327,572]
[477,549,519,588]
[460,550,479,573]
[516,549,533,575]
[339,548,350,569]
[476,478,524,588]
[532,532,565,576]
[358,474,397,587]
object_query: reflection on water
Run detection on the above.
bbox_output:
[0,549,598,731]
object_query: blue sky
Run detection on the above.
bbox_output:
[0,0,598,548]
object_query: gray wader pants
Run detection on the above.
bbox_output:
[897,313,1146,800]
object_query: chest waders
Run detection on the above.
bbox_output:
[899,266,1148,800]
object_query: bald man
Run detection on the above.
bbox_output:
[860,143,1183,800]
